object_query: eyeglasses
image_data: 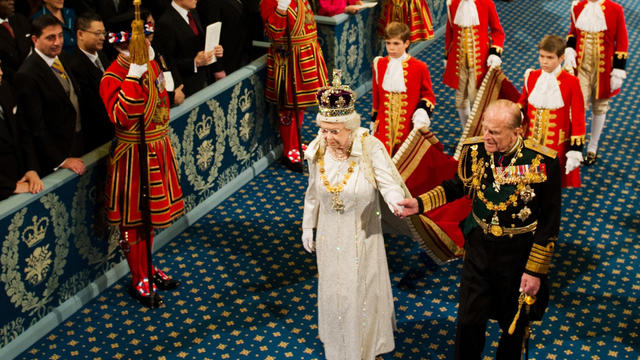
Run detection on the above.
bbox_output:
[320,127,346,135]
[83,30,107,37]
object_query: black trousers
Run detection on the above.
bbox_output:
[453,227,534,360]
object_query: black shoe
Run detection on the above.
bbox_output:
[281,157,303,173]
[583,151,597,166]
[153,273,181,290]
[128,285,163,308]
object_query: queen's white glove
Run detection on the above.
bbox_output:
[487,54,502,67]
[565,150,583,174]
[610,68,626,91]
[277,0,292,11]
[302,228,315,253]
[412,108,431,130]
[127,63,148,78]
[563,47,577,70]
[386,191,405,214]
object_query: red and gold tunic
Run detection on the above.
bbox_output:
[372,55,435,155]
[100,54,184,228]
[567,0,628,99]
[443,0,504,90]
[378,0,434,42]
[518,69,586,188]
[260,0,329,108]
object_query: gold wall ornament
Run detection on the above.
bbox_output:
[227,80,262,163]
[196,140,215,171]
[24,245,52,286]
[21,216,49,248]
[238,88,253,112]
[1,193,70,316]
[0,317,25,346]
[71,168,120,269]
[195,115,213,139]
[183,100,226,194]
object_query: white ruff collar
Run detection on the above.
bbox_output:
[454,0,480,27]
[382,53,408,92]
[576,0,607,32]
[528,66,565,110]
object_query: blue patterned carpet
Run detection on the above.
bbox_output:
[18,0,640,359]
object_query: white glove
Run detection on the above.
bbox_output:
[565,150,583,174]
[610,68,626,91]
[563,47,577,70]
[412,108,431,129]
[148,45,155,61]
[442,59,447,68]
[277,0,292,11]
[302,228,315,253]
[385,191,405,214]
[486,54,502,67]
[127,63,148,78]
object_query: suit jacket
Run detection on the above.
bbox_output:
[94,0,133,21]
[0,14,32,85]
[68,48,114,152]
[197,0,252,74]
[0,82,38,200]
[14,52,82,176]
[154,6,209,97]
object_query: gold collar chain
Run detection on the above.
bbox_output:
[318,149,356,213]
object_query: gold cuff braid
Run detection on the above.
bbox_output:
[525,240,556,275]
[419,186,446,212]
[570,135,585,146]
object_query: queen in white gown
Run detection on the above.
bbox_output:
[302,71,406,360]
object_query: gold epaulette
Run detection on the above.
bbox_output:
[463,136,484,145]
[524,139,557,159]
[525,239,556,275]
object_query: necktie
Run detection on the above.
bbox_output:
[187,12,199,36]
[95,57,105,72]
[113,0,120,12]
[51,57,68,80]
[1,21,14,38]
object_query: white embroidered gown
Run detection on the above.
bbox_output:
[303,128,405,360]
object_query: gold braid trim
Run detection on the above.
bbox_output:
[525,240,556,275]
[418,186,446,212]
[615,51,629,59]
[570,135,585,146]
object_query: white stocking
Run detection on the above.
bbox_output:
[588,113,606,153]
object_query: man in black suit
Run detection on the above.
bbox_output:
[15,14,86,177]
[153,0,224,97]
[68,12,113,152]
[0,0,32,85]
[0,62,44,200]
[197,0,255,75]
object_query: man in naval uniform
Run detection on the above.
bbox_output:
[397,99,561,359]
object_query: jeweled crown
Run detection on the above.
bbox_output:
[317,69,356,119]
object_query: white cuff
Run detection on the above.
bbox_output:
[127,63,148,78]
[277,0,291,11]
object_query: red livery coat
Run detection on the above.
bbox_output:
[100,54,184,228]
[443,0,504,90]
[518,69,586,188]
[372,55,436,155]
[261,0,329,108]
[567,0,628,99]
[378,0,434,42]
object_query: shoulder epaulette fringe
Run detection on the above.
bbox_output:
[524,139,557,159]
[463,136,484,145]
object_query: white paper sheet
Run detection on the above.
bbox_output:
[352,2,377,10]
[204,22,222,65]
